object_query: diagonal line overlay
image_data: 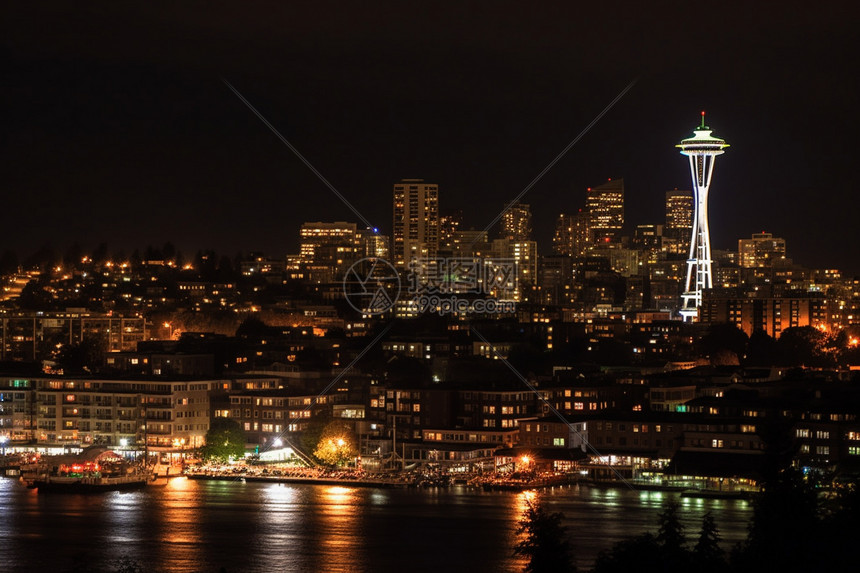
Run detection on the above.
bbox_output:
[473,78,638,247]
[222,78,376,231]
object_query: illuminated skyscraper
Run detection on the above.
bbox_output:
[552,213,573,255]
[500,201,532,241]
[439,208,463,251]
[664,189,693,254]
[677,113,729,321]
[357,228,390,259]
[392,179,439,268]
[300,221,359,283]
[665,189,693,231]
[553,210,590,257]
[739,232,786,268]
[585,179,624,245]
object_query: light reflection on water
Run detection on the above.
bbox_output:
[0,478,752,572]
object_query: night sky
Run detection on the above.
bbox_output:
[3,2,858,272]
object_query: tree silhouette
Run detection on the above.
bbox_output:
[733,468,821,572]
[514,496,576,573]
[655,500,689,570]
[592,533,660,573]
[746,329,777,365]
[57,338,105,374]
[693,512,725,572]
[700,322,749,364]
[19,280,53,310]
[595,500,691,573]
[776,326,830,367]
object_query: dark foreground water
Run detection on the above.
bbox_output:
[0,477,753,572]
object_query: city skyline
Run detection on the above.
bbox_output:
[3,5,860,573]
[2,3,858,274]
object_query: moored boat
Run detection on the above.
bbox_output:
[32,446,150,493]
[32,473,150,492]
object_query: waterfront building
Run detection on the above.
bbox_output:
[0,375,228,455]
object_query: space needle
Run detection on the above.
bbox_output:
[677,112,729,321]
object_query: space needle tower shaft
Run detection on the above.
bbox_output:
[677,112,729,322]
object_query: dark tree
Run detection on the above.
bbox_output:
[595,501,691,573]
[514,497,576,573]
[746,329,777,365]
[593,533,660,573]
[23,243,58,271]
[385,356,431,386]
[655,500,689,570]
[92,242,109,265]
[144,244,162,262]
[57,338,105,375]
[235,316,278,341]
[63,242,83,268]
[201,418,246,462]
[700,322,749,364]
[732,468,821,572]
[693,512,725,572]
[775,326,829,367]
[162,241,176,262]
[18,280,53,310]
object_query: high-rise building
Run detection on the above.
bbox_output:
[451,229,489,257]
[677,112,729,321]
[539,254,573,305]
[665,189,693,255]
[571,210,591,257]
[357,228,390,259]
[585,179,624,245]
[392,179,439,268]
[500,201,532,242]
[439,209,463,251]
[665,189,693,232]
[553,211,590,257]
[552,214,573,256]
[633,224,664,251]
[491,239,537,302]
[739,232,786,268]
[300,221,359,283]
